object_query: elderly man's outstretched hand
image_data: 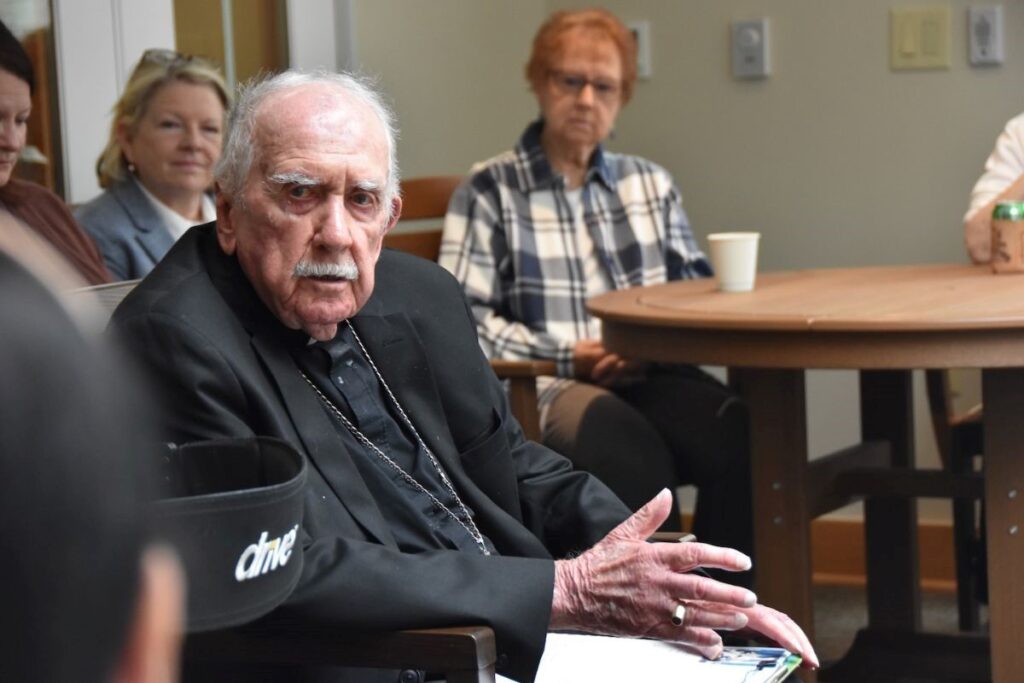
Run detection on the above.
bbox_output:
[549,489,819,669]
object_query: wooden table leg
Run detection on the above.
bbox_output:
[859,370,921,631]
[982,367,1024,683]
[730,369,815,640]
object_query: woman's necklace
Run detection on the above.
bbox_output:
[299,321,491,556]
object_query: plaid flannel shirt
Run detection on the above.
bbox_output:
[440,120,712,410]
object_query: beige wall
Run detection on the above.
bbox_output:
[352,0,1011,520]
[556,0,1020,270]
[352,0,546,178]
[551,0,1001,521]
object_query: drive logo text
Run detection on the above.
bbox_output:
[235,525,299,582]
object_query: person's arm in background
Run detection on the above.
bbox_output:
[584,166,713,386]
[661,173,713,281]
[74,198,133,281]
[558,165,711,388]
[964,113,1024,264]
[441,176,576,377]
[442,176,646,387]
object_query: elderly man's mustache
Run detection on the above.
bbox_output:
[293,260,359,280]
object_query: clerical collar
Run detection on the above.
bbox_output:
[306,323,356,366]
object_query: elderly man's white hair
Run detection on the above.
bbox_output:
[214,70,401,220]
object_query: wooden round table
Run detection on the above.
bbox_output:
[589,264,1024,683]
[591,264,1024,369]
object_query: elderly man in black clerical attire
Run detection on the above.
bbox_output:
[110,70,816,682]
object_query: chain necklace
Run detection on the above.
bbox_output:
[299,321,491,556]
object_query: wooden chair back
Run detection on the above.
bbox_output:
[68,278,141,321]
[187,624,496,683]
[383,175,463,261]
[62,278,141,335]
[399,175,464,221]
[924,369,983,470]
[382,229,443,262]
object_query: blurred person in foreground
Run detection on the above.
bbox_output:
[0,230,184,682]
[964,111,1024,263]
[76,48,229,281]
[440,9,753,566]
[110,69,816,682]
[0,19,110,285]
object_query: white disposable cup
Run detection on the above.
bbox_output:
[707,232,760,292]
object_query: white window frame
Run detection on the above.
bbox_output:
[52,0,351,203]
[52,0,174,203]
[285,0,352,71]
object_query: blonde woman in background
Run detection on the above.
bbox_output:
[76,50,230,281]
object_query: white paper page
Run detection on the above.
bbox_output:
[532,632,792,683]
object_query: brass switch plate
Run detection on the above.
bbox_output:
[890,5,951,70]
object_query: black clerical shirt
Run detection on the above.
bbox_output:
[290,323,495,555]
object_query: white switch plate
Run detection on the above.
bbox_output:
[627,20,652,79]
[969,5,1004,66]
[732,18,770,79]
[890,6,951,70]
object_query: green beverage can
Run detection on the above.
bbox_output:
[992,200,1024,221]
[991,200,1024,272]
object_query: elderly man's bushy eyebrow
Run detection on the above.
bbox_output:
[267,171,320,187]
[353,179,384,195]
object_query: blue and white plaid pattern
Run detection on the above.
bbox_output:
[440,121,712,408]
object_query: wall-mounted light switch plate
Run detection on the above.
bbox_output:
[627,20,652,79]
[890,6,951,70]
[969,5,1004,66]
[732,18,770,79]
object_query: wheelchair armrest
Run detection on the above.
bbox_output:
[185,623,497,683]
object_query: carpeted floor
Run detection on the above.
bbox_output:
[810,584,988,682]
[814,584,962,663]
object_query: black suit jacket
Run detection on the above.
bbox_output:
[111,224,631,682]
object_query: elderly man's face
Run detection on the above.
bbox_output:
[216,85,400,341]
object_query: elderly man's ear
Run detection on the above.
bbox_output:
[215,191,238,255]
[386,196,402,233]
[113,546,186,683]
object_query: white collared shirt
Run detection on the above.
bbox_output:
[136,181,216,241]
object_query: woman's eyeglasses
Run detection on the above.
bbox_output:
[548,70,621,103]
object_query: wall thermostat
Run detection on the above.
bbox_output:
[732,18,770,79]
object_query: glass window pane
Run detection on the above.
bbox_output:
[173,0,288,90]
